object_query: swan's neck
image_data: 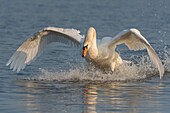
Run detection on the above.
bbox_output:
[88,37,98,59]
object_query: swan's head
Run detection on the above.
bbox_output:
[82,27,96,57]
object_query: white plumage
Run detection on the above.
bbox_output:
[6,27,164,79]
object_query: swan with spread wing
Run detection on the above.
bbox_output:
[6,27,164,79]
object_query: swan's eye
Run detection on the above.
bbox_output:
[83,45,88,50]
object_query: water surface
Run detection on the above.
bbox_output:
[0,0,170,113]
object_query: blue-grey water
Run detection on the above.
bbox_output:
[1,0,170,113]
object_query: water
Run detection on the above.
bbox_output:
[1,0,170,112]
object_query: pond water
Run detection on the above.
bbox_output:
[0,0,170,113]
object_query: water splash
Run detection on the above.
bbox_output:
[23,47,170,82]
[24,59,159,82]
[162,46,170,72]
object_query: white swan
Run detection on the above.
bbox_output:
[6,27,164,79]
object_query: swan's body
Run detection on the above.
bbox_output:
[6,27,164,79]
[82,28,123,71]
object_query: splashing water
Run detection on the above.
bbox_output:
[23,47,170,82]
[23,58,162,82]
[163,46,170,72]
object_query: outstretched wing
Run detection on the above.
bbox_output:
[6,27,84,72]
[108,28,164,79]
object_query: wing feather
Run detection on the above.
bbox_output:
[108,28,164,79]
[6,27,84,72]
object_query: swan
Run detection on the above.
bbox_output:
[6,27,164,79]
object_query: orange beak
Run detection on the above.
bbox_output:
[82,47,88,57]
